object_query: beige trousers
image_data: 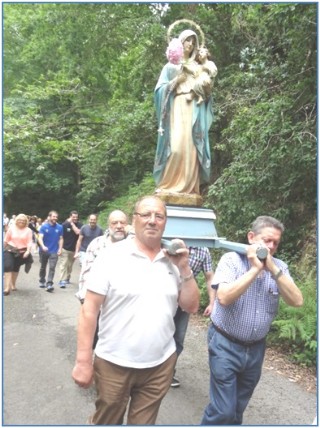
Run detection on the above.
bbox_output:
[92,352,177,425]
[59,249,75,281]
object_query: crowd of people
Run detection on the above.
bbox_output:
[3,197,303,425]
[3,210,103,294]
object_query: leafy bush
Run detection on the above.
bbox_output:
[268,231,317,367]
[269,271,316,366]
[97,173,156,228]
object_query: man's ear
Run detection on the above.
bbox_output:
[247,231,254,244]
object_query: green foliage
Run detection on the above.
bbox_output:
[268,226,317,366]
[197,272,210,313]
[205,3,316,260]
[269,271,317,366]
[96,174,156,228]
[4,3,162,214]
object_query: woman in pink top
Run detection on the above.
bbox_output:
[3,213,33,295]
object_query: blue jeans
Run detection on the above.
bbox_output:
[201,323,266,425]
[173,306,190,356]
[39,252,58,285]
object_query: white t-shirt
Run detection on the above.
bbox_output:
[87,238,181,368]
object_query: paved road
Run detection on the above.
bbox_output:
[3,255,317,426]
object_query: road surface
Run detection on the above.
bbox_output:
[3,255,317,426]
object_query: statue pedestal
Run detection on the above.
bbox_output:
[155,190,203,207]
[163,205,219,247]
[163,205,251,257]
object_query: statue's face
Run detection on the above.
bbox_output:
[183,36,195,55]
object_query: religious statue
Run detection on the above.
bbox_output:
[153,20,218,206]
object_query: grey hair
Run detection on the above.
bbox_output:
[134,195,167,216]
[250,216,284,234]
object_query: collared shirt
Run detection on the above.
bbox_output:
[211,252,293,342]
[87,238,181,368]
[189,247,213,278]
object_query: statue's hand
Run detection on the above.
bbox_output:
[177,73,187,84]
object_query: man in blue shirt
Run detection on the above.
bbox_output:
[201,216,303,425]
[38,210,63,292]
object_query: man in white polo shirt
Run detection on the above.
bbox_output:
[72,195,199,425]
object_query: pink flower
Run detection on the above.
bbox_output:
[166,38,183,65]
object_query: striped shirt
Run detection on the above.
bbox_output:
[211,252,293,342]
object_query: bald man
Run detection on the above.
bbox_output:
[76,210,128,302]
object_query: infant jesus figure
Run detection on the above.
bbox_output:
[185,47,218,105]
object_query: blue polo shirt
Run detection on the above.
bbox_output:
[39,222,63,254]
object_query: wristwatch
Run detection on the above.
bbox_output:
[272,269,283,280]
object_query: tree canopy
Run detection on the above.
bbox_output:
[4,2,317,257]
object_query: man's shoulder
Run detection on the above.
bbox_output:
[81,224,90,232]
[87,234,108,252]
[40,222,62,231]
[219,251,244,264]
[93,238,130,262]
[108,238,131,253]
[189,246,211,258]
[52,223,63,233]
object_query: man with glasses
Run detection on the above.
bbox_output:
[72,195,199,425]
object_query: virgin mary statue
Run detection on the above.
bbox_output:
[153,24,215,205]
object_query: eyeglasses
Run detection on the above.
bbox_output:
[134,212,166,221]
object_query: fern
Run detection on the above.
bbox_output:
[270,272,316,366]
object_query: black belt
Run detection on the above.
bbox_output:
[211,323,266,347]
